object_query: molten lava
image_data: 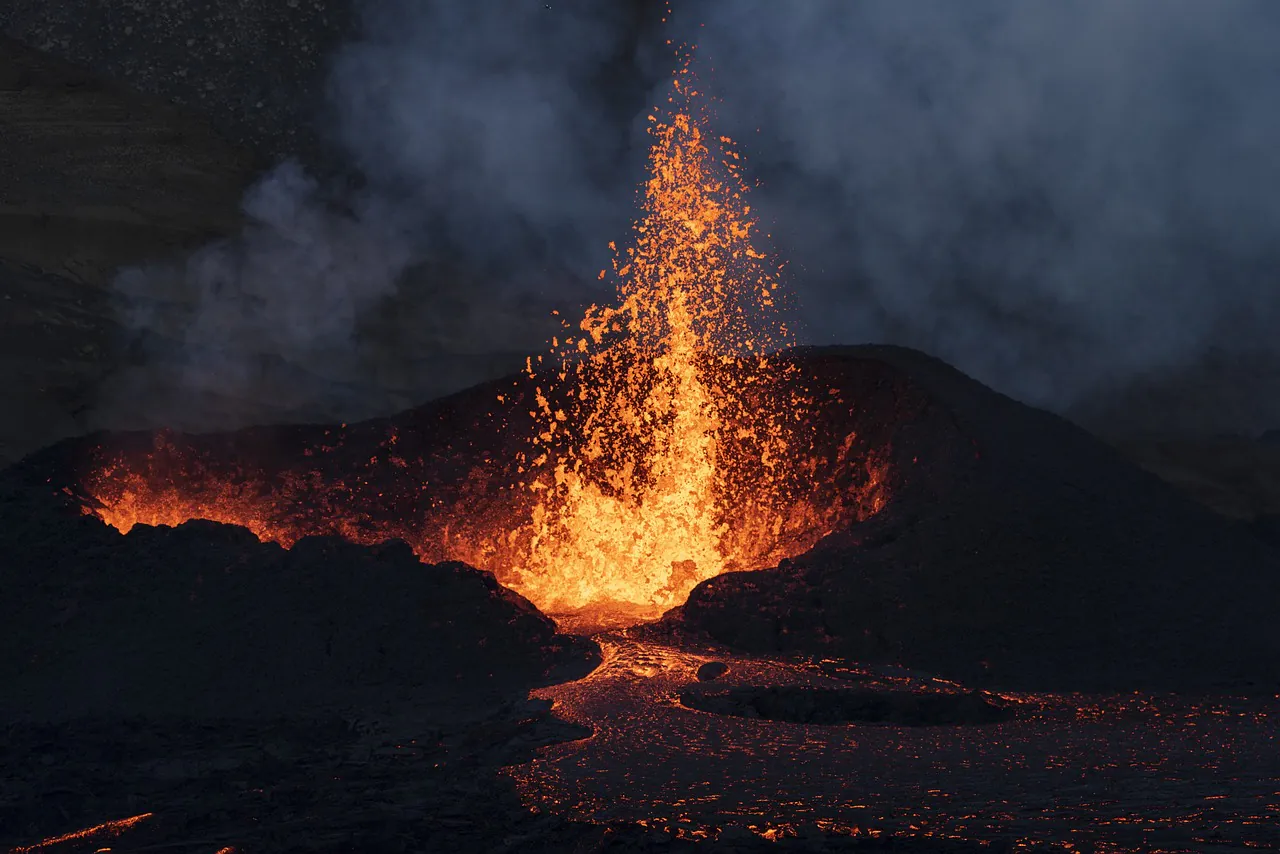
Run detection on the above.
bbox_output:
[81,54,889,621]
[11,812,153,853]
[512,64,819,615]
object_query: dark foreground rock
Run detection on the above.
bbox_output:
[0,503,598,721]
[671,346,1280,694]
[0,712,1007,854]
[1252,513,1280,548]
[696,660,730,681]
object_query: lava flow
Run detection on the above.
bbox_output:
[81,54,888,621]
[507,630,1280,850]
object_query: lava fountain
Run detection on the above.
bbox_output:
[512,61,835,616]
[81,55,888,622]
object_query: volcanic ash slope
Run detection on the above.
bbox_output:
[674,345,1280,695]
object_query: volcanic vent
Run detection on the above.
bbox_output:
[73,59,891,624]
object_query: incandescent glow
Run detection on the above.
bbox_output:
[10,812,153,853]
[509,59,821,616]
[80,51,888,621]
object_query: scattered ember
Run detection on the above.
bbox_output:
[9,812,153,853]
[79,51,889,622]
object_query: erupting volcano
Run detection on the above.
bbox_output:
[79,56,887,622]
[34,48,1277,704]
[513,61,885,616]
[8,12,1280,854]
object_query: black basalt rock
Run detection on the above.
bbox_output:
[695,661,729,682]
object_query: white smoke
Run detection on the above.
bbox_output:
[670,0,1280,426]
[110,0,1280,435]
[110,0,645,426]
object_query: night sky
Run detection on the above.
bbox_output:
[112,0,1280,433]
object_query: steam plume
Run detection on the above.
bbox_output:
[111,0,648,426]
[111,0,1280,435]
[673,0,1280,429]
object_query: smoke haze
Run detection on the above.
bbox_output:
[674,0,1280,420]
[327,0,650,278]
[113,0,654,424]
[114,0,1280,433]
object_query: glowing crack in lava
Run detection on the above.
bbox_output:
[81,55,888,620]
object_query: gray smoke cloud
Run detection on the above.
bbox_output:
[672,0,1280,420]
[117,160,412,382]
[327,0,645,278]
[112,0,1280,434]
[112,0,648,426]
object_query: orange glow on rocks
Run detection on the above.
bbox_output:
[81,53,889,622]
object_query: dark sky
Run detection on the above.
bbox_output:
[678,1,1280,414]
[128,1,1280,432]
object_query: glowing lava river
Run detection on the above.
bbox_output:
[508,628,1280,851]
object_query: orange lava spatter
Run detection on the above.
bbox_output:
[510,58,831,615]
[80,51,889,622]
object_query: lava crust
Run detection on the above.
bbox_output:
[0,511,598,721]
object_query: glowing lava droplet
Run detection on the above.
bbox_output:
[510,57,799,617]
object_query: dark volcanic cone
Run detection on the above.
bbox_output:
[0,423,598,721]
[0,512,598,721]
[2,345,1277,714]
[673,346,1280,694]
